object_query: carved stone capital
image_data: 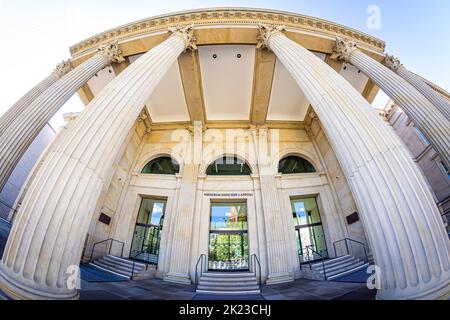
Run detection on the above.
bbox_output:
[384,54,402,72]
[169,25,197,51]
[53,60,72,77]
[97,40,125,64]
[331,37,358,61]
[256,24,286,50]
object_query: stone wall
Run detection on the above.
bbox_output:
[88,125,366,280]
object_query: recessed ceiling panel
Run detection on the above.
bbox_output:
[340,62,369,93]
[267,52,325,122]
[199,45,255,121]
[86,66,115,96]
[129,53,190,123]
[267,60,309,121]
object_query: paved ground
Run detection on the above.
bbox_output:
[0,222,375,300]
[80,278,375,300]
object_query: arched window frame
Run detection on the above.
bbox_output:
[206,156,252,176]
[141,156,180,175]
[278,155,317,174]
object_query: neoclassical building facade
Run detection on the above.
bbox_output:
[0,8,449,300]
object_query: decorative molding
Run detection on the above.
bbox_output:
[168,24,197,50]
[70,8,385,57]
[331,37,358,61]
[96,40,125,64]
[256,24,286,50]
[384,54,402,72]
[53,60,72,77]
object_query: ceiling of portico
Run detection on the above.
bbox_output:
[340,63,369,93]
[84,44,375,125]
[199,45,255,121]
[129,53,191,122]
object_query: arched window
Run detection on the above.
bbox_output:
[206,156,252,176]
[278,156,316,174]
[142,157,180,175]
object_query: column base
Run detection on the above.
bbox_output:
[376,271,450,300]
[0,263,79,300]
[266,272,294,285]
[164,272,192,285]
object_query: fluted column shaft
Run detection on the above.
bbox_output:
[0,44,123,191]
[251,128,293,284]
[0,30,191,299]
[263,27,449,299]
[395,65,450,120]
[0,61,70,137]
[335,44,450,169]
[165,163,200,284]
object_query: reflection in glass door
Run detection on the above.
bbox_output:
[208,202,249,271]
[291,197,328,263]
[130,198,166,264]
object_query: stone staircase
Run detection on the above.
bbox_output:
[196,272,261,295]
[302,255,369,281]
[91,255,156,280]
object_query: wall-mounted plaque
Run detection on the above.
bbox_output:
[99,213,112,225]
[346,212,359,225]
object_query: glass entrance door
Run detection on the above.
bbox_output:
[208,202,249,271]
[130,198,166,264]
[291,197,328,263]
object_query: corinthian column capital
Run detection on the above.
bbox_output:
[97,40,125,64]
[331,37,358,61]
[256,24,286,50]
[169,25,197,50]
[53,60,72,77]
[384,54,403,72]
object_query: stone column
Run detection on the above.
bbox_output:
[384,55,450,121]
[165,121,202,284]
[331,38,450,169]
[0,41,125,191]
[250,127,294,284]
[0,26,196,299]
[0,61,72,137]
[259,25,449,299]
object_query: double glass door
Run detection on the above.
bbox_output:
[208,202,249,271]
[130,198,166,264]
[291,197,328,263]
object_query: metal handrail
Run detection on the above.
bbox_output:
[194,254,206,292]
[333,238,368,263]
[89,238,125,262]
[305,245,327,280]
[250,254,262,293]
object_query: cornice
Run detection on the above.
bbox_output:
[70,7,385,58]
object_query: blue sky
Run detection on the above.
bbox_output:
[0,0,448,128]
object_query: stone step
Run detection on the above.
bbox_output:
[197,285,260,292]
[196,272,260,295]
[324,261,366,278]
[95,258,144,274]
[104,255,147,269]
[100,258,146,273]
[196,289,261,295]
[302,255,369,281]
[314,258,362,274]
[198,276,257,283]
[327,263,370,280]
[199,280,258,286]
[201,272,255,279]
[88,263,130,279]
[93,261,133,278]
[310,255,353,269]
